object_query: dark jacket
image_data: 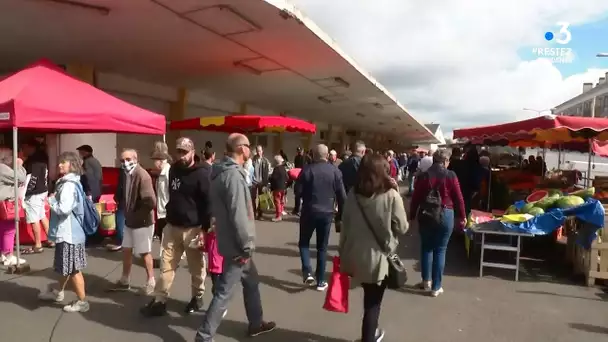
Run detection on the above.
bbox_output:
[165,161,212,230]
[269,164,288,191]
[296,161,346,219]
[119,165,156,228]
[338,155,361,192]
[294,154,309,169]
[252,155,270,186]
[410,164,466,221]
[81,155,103,202]
[24,150,48,196]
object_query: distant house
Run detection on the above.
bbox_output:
[415,124,446,153]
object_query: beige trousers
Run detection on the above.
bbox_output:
[154,223,206,302]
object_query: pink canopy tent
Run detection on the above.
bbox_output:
[0,59,166,134]
[0,60,166,270]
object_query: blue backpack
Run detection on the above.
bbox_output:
[69,180,101,236]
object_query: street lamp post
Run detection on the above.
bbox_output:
[522,108,551,115]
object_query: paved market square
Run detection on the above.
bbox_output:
[0,198,607,342]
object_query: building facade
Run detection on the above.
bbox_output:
[553,72,608,117]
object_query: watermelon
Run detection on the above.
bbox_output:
[568,187,595,199]
[548,189,563,197]
[521,203,536,213]
[505,205,518,214]
[526,190,548,203]
[534,194,560,210]
[528,207,545,216]
[555,195,585,209]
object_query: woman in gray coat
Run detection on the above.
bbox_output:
[0,147,27,266]
[339,154,409,342]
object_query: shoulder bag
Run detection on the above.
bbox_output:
[355,195,408,289]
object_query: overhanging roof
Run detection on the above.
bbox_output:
[0,0,438,144]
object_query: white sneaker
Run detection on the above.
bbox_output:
[0,254,6,263]
[415,280,431,291]
[143,279,156,296]
[63,300,90,313]
[431,288,444,297]
[39,286,65,303]
[316,282,328,292]
[281,211,288,216]
[4,255,27,266]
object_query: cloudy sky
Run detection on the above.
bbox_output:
[279,0,608,138]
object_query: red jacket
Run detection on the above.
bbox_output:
[389,159,398,178]
[409,164,466,222]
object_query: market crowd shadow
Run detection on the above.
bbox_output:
[217,318,351,342]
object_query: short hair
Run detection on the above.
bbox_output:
[274,155,284,164]
[76,144,93,154]
[121,148,138,161]
[480,156,491,167]
[203,148,215,160]
[58,151,84,175]
[313,144,329,160]
[0,148,13,165]
[226,133,249,153]
[354,154,393,197]
[329,149,337,155]
[353,140,366,154]
[432,149,450,164]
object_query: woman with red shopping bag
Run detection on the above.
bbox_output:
[339,154,409,342]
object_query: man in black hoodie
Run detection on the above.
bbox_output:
[21,140,50,253]
[141,137,212,317]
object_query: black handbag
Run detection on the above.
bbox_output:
[355,197,408,289]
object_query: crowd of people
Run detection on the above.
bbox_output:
[0,135,485,342]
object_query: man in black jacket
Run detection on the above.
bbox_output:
[141,137,212,317]
[77,144,103,202]
[21,140,50,253]
[296,144,346,291]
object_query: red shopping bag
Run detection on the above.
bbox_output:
[323,256,349,313]
[0,199,24,220]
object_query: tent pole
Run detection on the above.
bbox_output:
[13,127,21,266]
[557,144,562,170]
[587,138,593,188]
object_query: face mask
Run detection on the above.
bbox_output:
[122,160,136,172]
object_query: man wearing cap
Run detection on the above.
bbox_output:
[141,137,212,317]
[77,145,103,203]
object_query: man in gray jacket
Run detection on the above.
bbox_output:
[195,133,275,342]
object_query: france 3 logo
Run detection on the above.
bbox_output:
[532,22,574,64]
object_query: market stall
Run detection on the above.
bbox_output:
[0,59,166,270]
[454,115,608,283]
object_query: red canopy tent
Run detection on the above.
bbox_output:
[0,60,166,134]
[0,60,166,269]
[169,115,316,133]
[454,115,608,157]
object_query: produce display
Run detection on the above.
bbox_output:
[503,187,594,217]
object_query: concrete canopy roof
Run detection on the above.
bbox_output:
[0,0,439,144]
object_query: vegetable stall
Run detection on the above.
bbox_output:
[453,115,608,283]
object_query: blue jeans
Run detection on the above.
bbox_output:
[407,172,415,193]
[419,208,454,291]
[195,258,263,342]
[115,207,125,244]
[298,212,332,285]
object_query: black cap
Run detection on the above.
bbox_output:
[76,144,93,153]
